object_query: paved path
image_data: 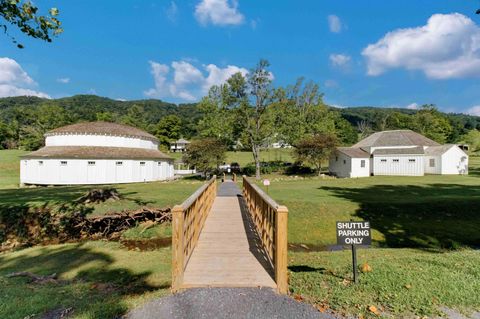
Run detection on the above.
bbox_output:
[124,288,334,319]
[182,181,276,288]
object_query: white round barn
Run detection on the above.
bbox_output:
[20,122,174,185]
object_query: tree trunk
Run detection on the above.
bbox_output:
[318,162,322,176]
[252,144,261,180]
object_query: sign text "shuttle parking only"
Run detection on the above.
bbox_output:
[336,221,371,245]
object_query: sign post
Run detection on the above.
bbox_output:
[263,179,270,194]
[336,221,371,283]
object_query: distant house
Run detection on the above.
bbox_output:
[174,159,196,175]
[329,130,468,178]
[20,122,174,185]
[170,138,190,153]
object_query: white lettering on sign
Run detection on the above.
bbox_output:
[336,221,372,246]
[263,179,270,186]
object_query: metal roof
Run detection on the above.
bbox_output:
[21,146,172,160]
[337,147,370,158]
[372,146,425,155]
[354,130,440,148]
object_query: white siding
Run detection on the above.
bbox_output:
[351,158,370,178]
[440,146,468,175]
[46,134,158,150]
[329,152,351,178]
[373,155,424,176]
[329,152,369,178]
[20,159,174,185]
[424,156,441,174]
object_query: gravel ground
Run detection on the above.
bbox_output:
[124,288,334,319]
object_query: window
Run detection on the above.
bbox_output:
[393,159,399,163]
[116,161,123,166]
[380,159,387,163]
[360,160,366,168]
[335,156,338,162]
[409,159,416,163]
[38,161,44,166]
[158,161,162,165]
[88,161,96,166]
[140,162,146,166]
[429,158,435,167]
[343,159,346,164]
[60,161,67,166]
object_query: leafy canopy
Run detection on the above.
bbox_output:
[0,0,62,48]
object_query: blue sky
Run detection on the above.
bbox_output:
[1,0,480,115]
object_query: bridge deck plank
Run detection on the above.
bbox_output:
[182,182,276,288]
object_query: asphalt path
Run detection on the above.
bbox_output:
[124,288,334,319]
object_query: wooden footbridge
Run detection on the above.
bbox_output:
[171,175,288,294]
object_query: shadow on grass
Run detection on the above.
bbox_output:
[0,244,169,318]
[288,265,326,273]
[320,183,480,249]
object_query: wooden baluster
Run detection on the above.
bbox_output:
[275,205,288,294]
[172,204,184,292]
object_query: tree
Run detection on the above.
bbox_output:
[197,85,237,145]
[0,0,62,48]
[294,134,338,176]
[155,114,182,147]
[182,138,227,178]
[120,105,147,130]
[463,129,480,153]
[413,104,453,144]
[214,60,275,180]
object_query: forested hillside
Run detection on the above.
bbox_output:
[0,95,202,150]
[0,95,479,152]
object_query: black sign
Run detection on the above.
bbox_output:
[336,221,371,245]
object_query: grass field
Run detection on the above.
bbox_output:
[1,150,480,318]
[257,157,480,249]
[0,241,172,318]
[169,148,294,167]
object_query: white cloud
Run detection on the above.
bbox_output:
[0,57,50,98]
[465,105,480,116]
[145,60,248,101]
[327,15,342,33]
[406,103,419,110]
[57,77,70,84]
[0,85,50,98]
[362,13,480,79]
[0,57,34,85]
[329,53,351,67]
[195,0,244,26]
[166,1,178,22]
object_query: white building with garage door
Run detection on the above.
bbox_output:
[20,121,174,185]
[329,130,468,178]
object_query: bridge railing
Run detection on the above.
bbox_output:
[172,175,217,291]
[242,176,288,294]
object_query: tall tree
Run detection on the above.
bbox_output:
[197,85,237,145]
[0,0,62,48]
[294,134,338,175]
[155,114,182,147]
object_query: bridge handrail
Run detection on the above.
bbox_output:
[172,175,217,291]
[242,176,288,294]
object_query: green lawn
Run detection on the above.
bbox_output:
[167,149,294,167]
[257,157,480,249]
[1,149,480,318]
[289,248,480,317]
[0,241,172,319]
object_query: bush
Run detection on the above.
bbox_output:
[285,162,315,175]
[242,164,256,176]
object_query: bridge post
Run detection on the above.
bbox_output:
[275,205,288,294]
[171,204,184,292]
